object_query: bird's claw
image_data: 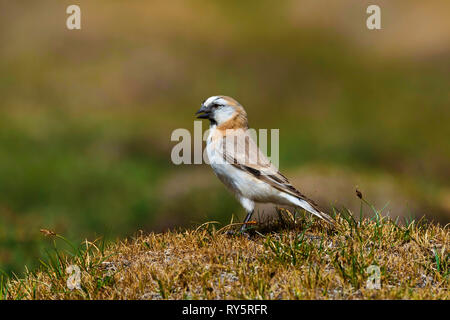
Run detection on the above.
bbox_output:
[225,229,251,239]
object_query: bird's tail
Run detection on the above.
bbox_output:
[313,210,335,226]
[291,196,335,226]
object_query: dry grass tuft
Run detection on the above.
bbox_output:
[2,210,448,300]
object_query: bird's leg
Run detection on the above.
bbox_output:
[240,210,254,233]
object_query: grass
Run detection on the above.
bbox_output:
[1,0,449,281]
[2,199,448,300]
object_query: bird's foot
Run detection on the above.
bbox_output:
[225,229,251,239]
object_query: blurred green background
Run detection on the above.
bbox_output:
[0,0,449,276]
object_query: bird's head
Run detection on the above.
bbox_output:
[195,95,248,129]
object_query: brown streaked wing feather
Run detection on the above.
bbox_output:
[220,131,322,212]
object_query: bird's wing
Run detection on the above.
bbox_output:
[219,129,323,213]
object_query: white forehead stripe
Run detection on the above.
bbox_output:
[204,96,220,106]
[204,96,234,107]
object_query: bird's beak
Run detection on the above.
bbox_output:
[195,105,210,119]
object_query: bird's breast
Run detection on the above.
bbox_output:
[205,129,282,202]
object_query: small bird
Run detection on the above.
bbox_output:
[195,95,334,232]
